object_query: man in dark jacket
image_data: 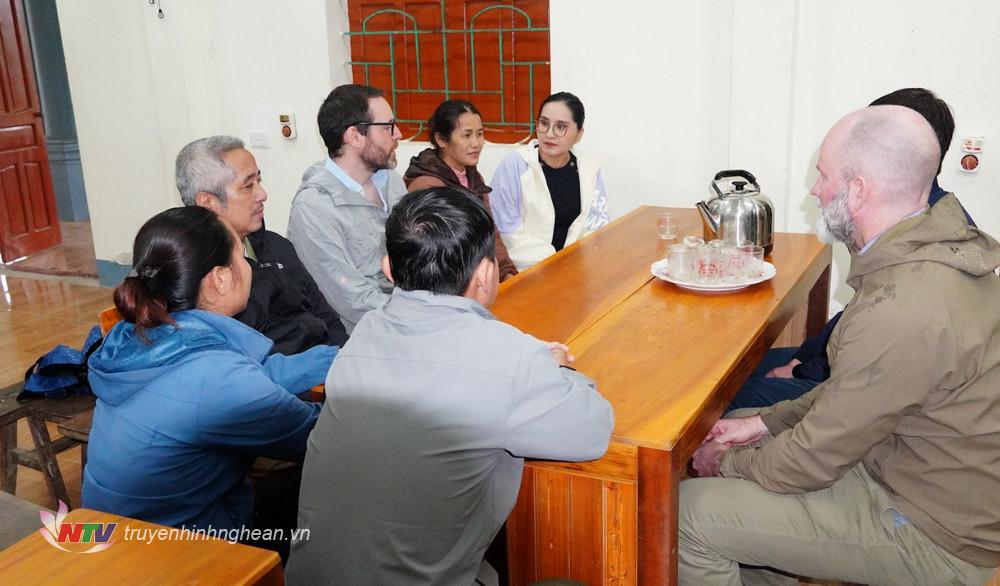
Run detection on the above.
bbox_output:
[176,136,348,354]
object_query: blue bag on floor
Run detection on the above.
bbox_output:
[19,326,103,399]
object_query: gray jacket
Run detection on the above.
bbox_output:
[287,160,407,333]
[288,289,614,585]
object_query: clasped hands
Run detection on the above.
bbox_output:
[692,415,769,477]
[546,341,575,367]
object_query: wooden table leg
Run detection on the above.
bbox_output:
[638,447,675,585]
[805,264,831,337]
[26,415,71,508]
[0,422,16,493]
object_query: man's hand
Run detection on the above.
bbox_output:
[704,415,769,446]
[692,440,728,477]
[546,342,575,367]
[765,358,801,379]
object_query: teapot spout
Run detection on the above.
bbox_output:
[695,201,719,237]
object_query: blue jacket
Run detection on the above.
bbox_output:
[82,309,331,531]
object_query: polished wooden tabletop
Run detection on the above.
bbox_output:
[495,206,830,450]
[498,206,832,585]
[0,508,283,585]
[493,207,701,343]
[571,230,829,450]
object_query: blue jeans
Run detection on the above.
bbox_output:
[726,347,820,412]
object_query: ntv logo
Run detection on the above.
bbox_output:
[39,501,116,554]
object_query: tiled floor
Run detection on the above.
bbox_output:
[3,221,98,279]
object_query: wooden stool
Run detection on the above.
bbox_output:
[0,383,94,508]
[57,409,93,470]
[0,384,27,494]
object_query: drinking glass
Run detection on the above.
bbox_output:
[656,213,678,240]
[668,244,694,281]
[719,244,742,283]
[694,246,721,284]
[739,244,765,279]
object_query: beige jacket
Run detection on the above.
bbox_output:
[721,194,1000,567]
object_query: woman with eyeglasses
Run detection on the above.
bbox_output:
[489,92,609,270]
[403,99,518,280]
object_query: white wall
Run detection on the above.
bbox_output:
[784,1,1000,308]
[550,0,1000,311]
[56,0,339,266]
[58,0,1000,310]
[550,0,736,219]
[56,0,170,265]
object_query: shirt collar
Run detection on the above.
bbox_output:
[858,205,928,255]
[325,158,390,212]
[389,288,494,320]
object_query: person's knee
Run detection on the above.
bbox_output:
[680,477,738,537]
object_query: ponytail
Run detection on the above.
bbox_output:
[113,276,174,342]
[114,206,234,342]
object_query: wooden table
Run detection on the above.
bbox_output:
[0,508,284,584]
[494,206,831,585]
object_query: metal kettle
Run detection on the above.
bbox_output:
[696,169,774,254]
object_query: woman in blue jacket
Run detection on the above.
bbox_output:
[83,206,333,536]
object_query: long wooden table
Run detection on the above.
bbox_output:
[0,508,284,584]
[494,206,831,585]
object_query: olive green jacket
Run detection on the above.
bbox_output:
[721,194,1000,567]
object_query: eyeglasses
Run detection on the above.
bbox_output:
[353,120,396,135]
[536,117,573,137]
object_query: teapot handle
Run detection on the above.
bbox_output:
[713,169,759,186]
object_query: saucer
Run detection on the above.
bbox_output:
[650,259,776,293]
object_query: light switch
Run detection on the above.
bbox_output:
[248,131,269,148]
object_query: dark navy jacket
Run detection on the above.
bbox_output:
[237,227,349,354]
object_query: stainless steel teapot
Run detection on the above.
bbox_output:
[696,169,774,254]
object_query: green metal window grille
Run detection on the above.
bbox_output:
[346,0,550,142]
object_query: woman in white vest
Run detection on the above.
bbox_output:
[489,92,609,270]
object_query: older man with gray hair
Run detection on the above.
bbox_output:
[679,106,1000,585]
[176,136,348,354]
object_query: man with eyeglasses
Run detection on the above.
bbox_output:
[289,84,407,333]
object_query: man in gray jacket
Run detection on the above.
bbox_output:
[288,84,407,333]
[681,106,1000,585]
[288,187,614,585]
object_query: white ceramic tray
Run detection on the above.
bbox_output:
[650,259,776,293]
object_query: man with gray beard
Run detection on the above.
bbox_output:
[288,84,407,334]
[726,88,974,411]
[679,106,1000,585]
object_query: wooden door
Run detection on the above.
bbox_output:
[0,0,60,262]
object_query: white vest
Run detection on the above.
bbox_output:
[502,148,602,270]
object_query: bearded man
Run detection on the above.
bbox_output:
[288,84,407,333]
[727,88,975,412]
[679,106,1000,585]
